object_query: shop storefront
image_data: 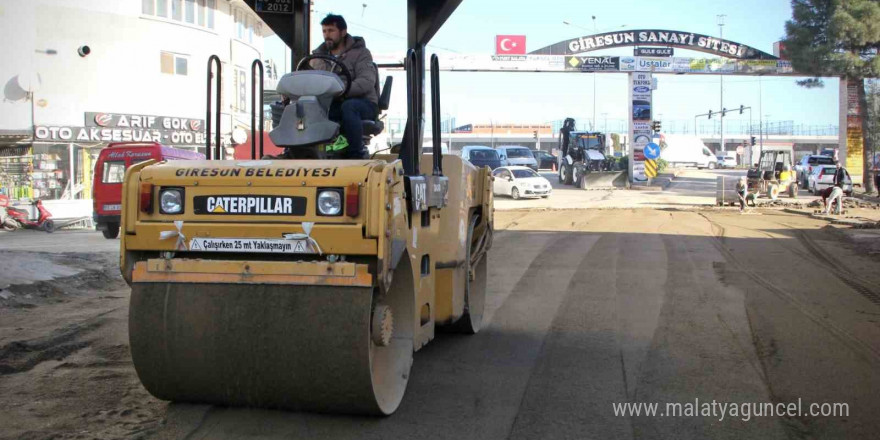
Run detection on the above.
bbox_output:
[0,112,205,217]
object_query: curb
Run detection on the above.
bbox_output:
[853,192,880,205]
[782,207,874,226]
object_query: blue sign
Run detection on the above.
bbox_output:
[644,142,661,160]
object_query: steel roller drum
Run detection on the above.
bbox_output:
[129,281,413,415]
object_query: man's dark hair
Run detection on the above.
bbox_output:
[321,14,347,31]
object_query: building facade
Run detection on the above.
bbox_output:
[0,0,272,209]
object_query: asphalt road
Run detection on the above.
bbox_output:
[1,205,879,439]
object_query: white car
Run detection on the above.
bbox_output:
[716,154,737,168]
[492,166,552,199]
[808,165,853,195]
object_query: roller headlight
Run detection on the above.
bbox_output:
[317,189,342,216]
[159,188,184,214]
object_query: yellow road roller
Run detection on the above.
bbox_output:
[120,0,492,415]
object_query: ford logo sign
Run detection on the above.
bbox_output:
[634,86,651,93]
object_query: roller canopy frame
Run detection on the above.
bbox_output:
[243,0,462,176]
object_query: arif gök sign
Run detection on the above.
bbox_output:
[531,29,778,60]
[33,112,206,145]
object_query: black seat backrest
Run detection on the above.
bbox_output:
[378,75,392,111]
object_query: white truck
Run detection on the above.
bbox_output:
[660,135,718,169]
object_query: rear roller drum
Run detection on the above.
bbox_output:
[447,215,488,334]
[129,257,416,415]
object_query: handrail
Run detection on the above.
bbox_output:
[430,53,443,176]
[405,49,420,176]
[206,55,222,160]
[251,59,265,160]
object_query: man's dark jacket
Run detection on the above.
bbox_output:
[313,35,378,106]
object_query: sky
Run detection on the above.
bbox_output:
[264,0,840,132]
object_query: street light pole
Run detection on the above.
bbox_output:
[592,16,598,132]
[717,14,726,153]
[759,76,764,151]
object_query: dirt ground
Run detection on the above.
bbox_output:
[1,207,879,439]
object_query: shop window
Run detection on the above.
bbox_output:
[161,51,189,75]
[31,145,71,200]
[102,161,126,184]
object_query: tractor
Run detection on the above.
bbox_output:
[558,131,612,188]
[747,148,798,200]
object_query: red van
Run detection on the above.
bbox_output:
[93,142,204,239]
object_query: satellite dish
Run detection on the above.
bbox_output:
[232,128,248,145]
[16,72,42,93]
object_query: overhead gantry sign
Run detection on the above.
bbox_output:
[530,29,778,60]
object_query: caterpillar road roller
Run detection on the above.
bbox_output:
[121,0,492,415]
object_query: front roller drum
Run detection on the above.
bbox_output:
[129,261,415,415]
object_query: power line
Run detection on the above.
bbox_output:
[312,7,461,53]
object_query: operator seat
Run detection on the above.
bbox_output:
[362,65,393,138]
[270,70,345,147]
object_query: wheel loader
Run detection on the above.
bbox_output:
[120,0,492,416]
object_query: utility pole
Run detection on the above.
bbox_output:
[717,14,726,153]
[758,75,764,165]
[592,16,598,132]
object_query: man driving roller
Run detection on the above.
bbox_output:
[312,14,379,159]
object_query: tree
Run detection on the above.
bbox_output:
[783,0,880,192]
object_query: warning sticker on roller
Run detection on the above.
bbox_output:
[188,238,314,254]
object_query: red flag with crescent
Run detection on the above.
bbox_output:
[496,35,526,55]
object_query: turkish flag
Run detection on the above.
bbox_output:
[496,35,526,55]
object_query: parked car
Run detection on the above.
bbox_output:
[716,152,737,168]
[460,145,502,170]
[92,142,204,239]
[531,149,557,169]
[496,145,538,171]
[794,154,836,189]
[491,166,552,199]
[808,165,853,196]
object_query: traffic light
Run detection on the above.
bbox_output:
[651,120,661,133]
[533,130,538,140]
[750,136,756,146]
[739,105,745,114]
[708,110,713,119]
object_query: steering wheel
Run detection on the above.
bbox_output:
[296,54,352,98]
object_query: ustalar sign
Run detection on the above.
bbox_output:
[33,112,206,145]
[629,72,653,183]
